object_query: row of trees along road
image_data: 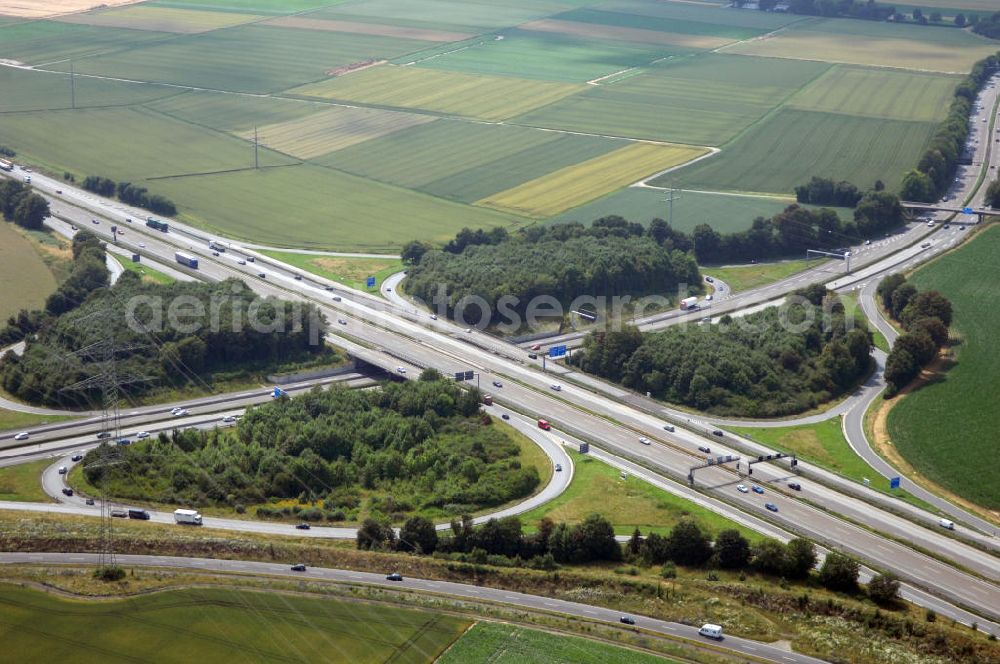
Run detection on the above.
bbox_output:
[877,274,954,396]
[0,179,49,231]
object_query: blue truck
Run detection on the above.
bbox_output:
[175,251,198,269]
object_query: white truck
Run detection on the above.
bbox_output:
[680,296,699,311]
[174,508,203,525]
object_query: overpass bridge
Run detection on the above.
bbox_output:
[901,201,996,222]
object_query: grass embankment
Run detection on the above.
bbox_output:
[112,255,175,285]
[438,622,680,664]
[886,224,1000,512]
[0,459,53,502]
[0,583,468,664]
[0,510,995,664]
[0,222,59,321]
[518,451,762,541]
[0,409,73,433]
[704,259,812,293]
[259,250,402,292]
[729,419,936,511]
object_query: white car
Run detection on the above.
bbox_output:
[396,366,407,374]
[138,242,145,248]
[464,328,472,333]
[135,431,150,439]
[222,415,236,423]
[13,432,29,441]
[338,318,347,325]
[170,407,183,414]
[927,220,935,227]
[172,408,189,417]
[238,259,246,265]
[705,294,713,301]
[550,384,561,391]
[430,314,438,320]
[639,436,651,445]
[736,484,749,493]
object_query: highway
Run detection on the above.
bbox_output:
[5,166,1000,624]
[1,73,998,625]
[0,551,832,664]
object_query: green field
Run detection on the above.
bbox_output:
[0,459,52,502]
[0,409,72,434]
[0,584,469,663]
[706,259,813,292]
[887,225,1000,510]
[0,67,178,113]
[515,53,828,145]
[54,5,265,33]
[316,0,570,31]
[413,29,685,83]
[594,0,804,30]
[290,64,584,122]
[0,106,295,180]
[725,16,999,73]
[666,109,938,195]
[0,20,167,65]
[554,6,769,40]
[257,251,402,291]
[145,89,322,133]
[788,65,958,123]
[57,25,429,94]
[517,451,761,540]
[319,121,620,203]
[0,222,58,321]
[149,0,343,14]
[551,187,799,234]
[439,622,680,664]
[148,164,521,250]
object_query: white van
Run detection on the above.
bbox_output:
[698,624,724,640]
[938,518,955,530]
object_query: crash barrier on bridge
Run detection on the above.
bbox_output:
[266,361,358,385]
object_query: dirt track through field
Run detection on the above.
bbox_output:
[0,0,140,19]
[265,16,473,43]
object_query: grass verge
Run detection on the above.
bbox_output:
[258,250,402,292]
[0,459,53,502]
[704,259,813,293]
[112,254,175,285]
[0,409,73,433]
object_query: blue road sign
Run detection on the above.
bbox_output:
[549,345,567,358]
[366,276,376,288]
[963,207,974,215]
[889,476,901,489]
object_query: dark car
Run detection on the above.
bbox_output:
[711,430,723,437]
[619,616,635,625]
[386,572,403,581]
[295,523,311,530]
[212,251,220,256]
[788,482,802,491]
[752,485,764,494]
[698,445,711,454]
[258,272,266,278]
[62,487,74,496]
[765,503,779,512]
[501,413,510,420]
[325,286,335,291]
[528,353,538,359]
[291,563,306,572]
[96,431,112,439]
[71,454,83,462]
[492,380,503,388]
[85,498,95,506]
[294,274,302,281]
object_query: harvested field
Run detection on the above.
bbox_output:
[264,16,473,42]
[247,106,436,159]
[0,0,140,19]
[289,65,584,122]
[477,142,707,218]
[0,223,57,321]
[54,5,263,33]
[519,18,734,49]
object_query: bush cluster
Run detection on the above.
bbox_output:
[82,174,176,216]
[0,179,49,231]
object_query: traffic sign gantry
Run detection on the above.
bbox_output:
[366,276,376,288]
[549,345,567,358]
[963,207,974,215]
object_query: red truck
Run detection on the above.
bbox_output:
[537,419,551,430]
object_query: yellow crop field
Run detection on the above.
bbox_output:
[477,142,708,218]
[55,6,263,33]
[788,66,958,123]
[245,106,436,159]
[289,65,584,122]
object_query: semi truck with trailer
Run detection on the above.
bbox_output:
[146,217,169,232]
[175,252,198,269]
[174,508,202,525]
[0,159,13,171]
[680,296,699,310]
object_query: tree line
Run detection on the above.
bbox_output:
[0,270,326,407]
[571,285,874,417]
[82,175,177,217]
[972,12,1000,39]
[83,378,539,521]
[901,53,1000,202]
[0,179,50,231]
[877,274,953,395]
[404,218,701,326]
[795,176,865,208]
[0,230,108,345]
[986,179,1000,208]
